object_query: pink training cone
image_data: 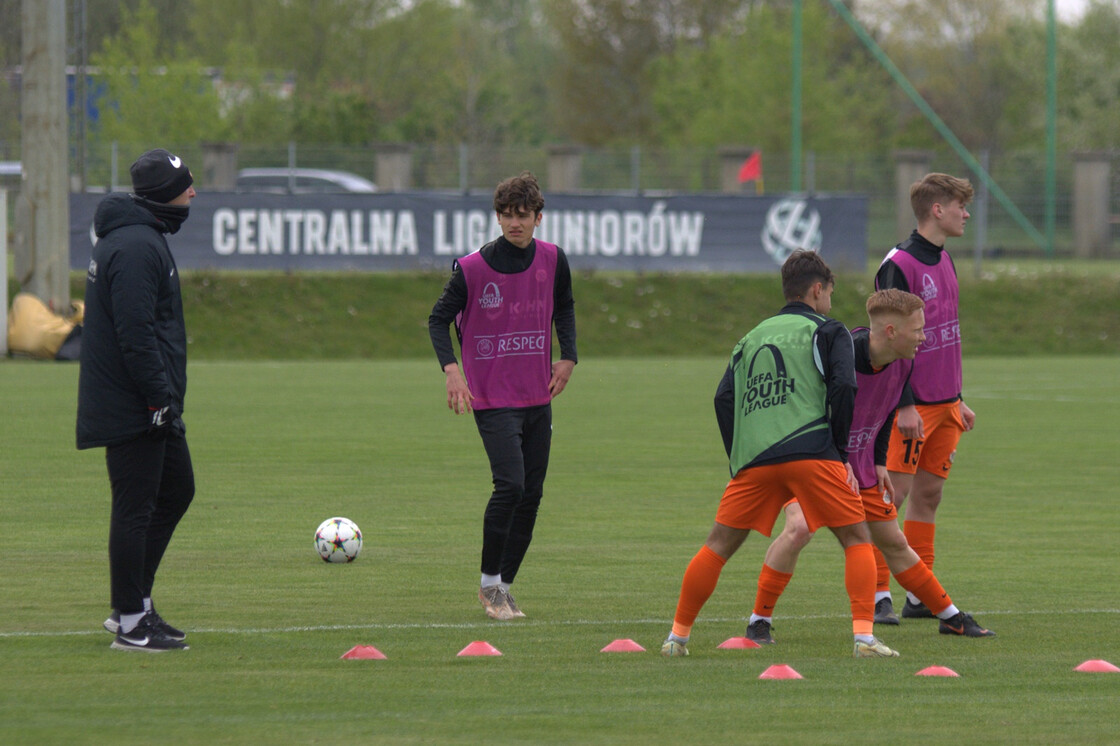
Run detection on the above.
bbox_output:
[600,639,646,653]
[759,664,803,680]
[1074,659,1120,673]
[718,637,761,650]
[915,666,960,677]
[340,645,387,660]
[457,640,503,657]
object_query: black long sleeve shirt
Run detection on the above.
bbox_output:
[428,235,578,369]
[714,301,856,466]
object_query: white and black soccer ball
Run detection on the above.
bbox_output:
[314,517,363,563]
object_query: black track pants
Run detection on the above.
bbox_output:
[105,431,195,614]
[473,405,552,584]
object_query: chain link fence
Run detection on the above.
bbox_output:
[3,140,1118,258]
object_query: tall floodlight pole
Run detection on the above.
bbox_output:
[791,0,803,192]
[1045,0,1057,257]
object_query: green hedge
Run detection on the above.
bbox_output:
[61,267,1119,360]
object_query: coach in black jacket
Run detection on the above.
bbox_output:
[77,148,196,652]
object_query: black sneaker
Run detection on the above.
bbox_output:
[148,607,187,641]
[874,597,900,625]
[939,612,996,638]
[901,599,935,619]
[746,619,775,645]
[104,608,185,641]
[110,614,189,652]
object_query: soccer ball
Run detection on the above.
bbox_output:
[314,517,362,563]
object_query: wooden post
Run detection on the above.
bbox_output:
[893,150,932,243]
[547,146,583,192]
[1,188,8,357]
[1072,152,1111,258]
[375,144,413,192]
[16,0,70,310]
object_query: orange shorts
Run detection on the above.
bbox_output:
[715,459,865,535]
[886,402,965,478]
[788,485,896,525]
[860,485,898,522]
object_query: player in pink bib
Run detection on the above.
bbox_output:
[428,172,578,621]
[874,173,976,621]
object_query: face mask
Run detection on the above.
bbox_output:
[134,196,190,234]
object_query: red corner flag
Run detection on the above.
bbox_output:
[738,151,762,183]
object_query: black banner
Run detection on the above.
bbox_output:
[70,192,867,273]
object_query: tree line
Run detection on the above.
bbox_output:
[1,0,1117,157]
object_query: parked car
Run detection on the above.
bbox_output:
[235,167,377,194]
[0,161,21,190]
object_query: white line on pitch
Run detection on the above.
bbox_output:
[2,608,1118,639]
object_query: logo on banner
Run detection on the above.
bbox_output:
[761,200,822,265]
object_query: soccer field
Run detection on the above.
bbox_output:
[1,357,1117,744]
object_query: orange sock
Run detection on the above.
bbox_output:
[872,545,890,593]
[894,560,953,616]
[903,520,936,571]
[844,543,876,637]
[671,544,727,639]
[753,564,794,618]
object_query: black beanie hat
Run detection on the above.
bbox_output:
[130,149,193,204]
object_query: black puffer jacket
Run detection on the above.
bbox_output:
[76,193,187,449]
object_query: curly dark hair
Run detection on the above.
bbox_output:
[493,171,545,215]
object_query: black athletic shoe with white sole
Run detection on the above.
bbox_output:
[110,614,189,652]
[938,612,996,638]
[104,607,186,641]
[874,597,901,625]
[901,598,936,619]
[746,619,775,645]
[148,608,187,641]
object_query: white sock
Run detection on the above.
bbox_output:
[143,597,153,613]
[936,604,960,620]
[907,592,922,605]
[481,573,501,588]
[749,613,772,625]
[875,591,893,603]
[120,611,145,634]
[854,634,876,644]
[499,582,511,592]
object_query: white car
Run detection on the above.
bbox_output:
[235,167,377,194]
[0,161,20,187]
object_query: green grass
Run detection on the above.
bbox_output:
[1,356,1118,744]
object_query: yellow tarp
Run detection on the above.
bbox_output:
[7,292,83,359]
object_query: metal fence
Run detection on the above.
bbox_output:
[4,140,1119,258]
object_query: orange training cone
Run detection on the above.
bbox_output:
[341,645,387,660]
[457,640,503,657]
[600,639,646,653]
[1074,659,1120,673]
[718,637,761,649]
[915,666,959,677]
[759,664,803,680]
